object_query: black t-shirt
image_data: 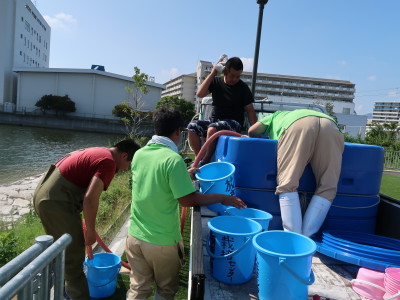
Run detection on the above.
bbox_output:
[209,76,254,125]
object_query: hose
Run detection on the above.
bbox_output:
[180,130,244,234]
[83,219,131,270]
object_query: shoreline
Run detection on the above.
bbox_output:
[0,173,43,225]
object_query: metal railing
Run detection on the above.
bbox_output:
[0,234,71,300]
[384,150,400,170]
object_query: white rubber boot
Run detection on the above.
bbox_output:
[302,195,332,237]
[279,192,302,234]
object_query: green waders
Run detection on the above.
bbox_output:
[33,166,90,300]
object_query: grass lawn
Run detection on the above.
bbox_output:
[380,173,400,200]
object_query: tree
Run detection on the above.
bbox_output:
[365,121,400,148]
[156,96,195,125]
[313,100,337,121]
[112,67,151,142]
[35,94,76,116]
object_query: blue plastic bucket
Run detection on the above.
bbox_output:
[207,216,262,284]
[253,231,316,299]
[84,253,121,298]
[195,162,236,214]
[226,207,273,231]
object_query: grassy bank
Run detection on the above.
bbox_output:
[0,171,132,266]
[380,173,400,200]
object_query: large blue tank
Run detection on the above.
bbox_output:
[213,136,384,233]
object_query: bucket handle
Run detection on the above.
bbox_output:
[205,234,252,259]
[84,263,121,288]
[350,279,386,292]
[202,182,215,194]
[279,257,315,285]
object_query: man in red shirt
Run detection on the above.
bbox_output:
[33,139,140,300]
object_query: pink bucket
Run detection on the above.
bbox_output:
[384,268,400,300]
[351,268,386,300]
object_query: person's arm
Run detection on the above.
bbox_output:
[248,121,267,138]
[178,191,247,208]
[83,176,104,245]
[197,67,217,98]
[245,103,258,126]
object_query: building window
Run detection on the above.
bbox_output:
[25,20,30,32]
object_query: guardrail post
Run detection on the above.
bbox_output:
[0,234,71,300]
[0,235,54,286]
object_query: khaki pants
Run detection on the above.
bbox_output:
[33,167,89,300]
[125,234,184,300]
[276,116,344,201]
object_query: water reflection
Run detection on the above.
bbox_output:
[0,125,124,185]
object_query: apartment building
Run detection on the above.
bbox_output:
[0,0,50,105]
[162,60,356,115]
[161,73,197,102]
[196,60,356,115]
[372,102,400,124]
[163,60,366,137]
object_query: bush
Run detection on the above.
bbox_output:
[35,94,76,115]
[0,231,20,267]
[156,96,195,125]
[112,102,152,120]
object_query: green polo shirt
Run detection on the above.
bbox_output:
[259,109,337,140]
[129,144,195,245]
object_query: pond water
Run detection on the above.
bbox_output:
[0,124,124,185]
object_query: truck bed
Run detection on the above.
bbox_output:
[189,206,364,300]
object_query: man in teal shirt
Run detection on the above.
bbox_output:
[126,107,246,300]
[248,109,344,237]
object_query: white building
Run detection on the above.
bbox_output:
[161,73,197,102]
[163,60,365,137]
[14,68,164,118]
[372,102,400,124]
[196,60,356,115]
[0,0,50,105]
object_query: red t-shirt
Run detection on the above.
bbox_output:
[57,147,116,190]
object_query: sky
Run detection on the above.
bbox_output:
[32,0,400,115]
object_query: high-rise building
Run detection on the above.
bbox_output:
[0,0,50,105]
[162,60,356,116]
[161,73,196,101]
[196,60,356,115]
[372,102,400,124]
[162,60,366,137]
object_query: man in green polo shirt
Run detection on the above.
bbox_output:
[248,109,344,237]
[126,107,246,300]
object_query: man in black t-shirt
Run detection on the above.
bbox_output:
[188,57,257,163]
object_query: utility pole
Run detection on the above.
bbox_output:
[251,0,269,97]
